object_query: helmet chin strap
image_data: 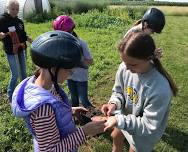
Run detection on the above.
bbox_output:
[48,67,61,96]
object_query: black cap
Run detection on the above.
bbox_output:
[142,8,165,33]
[31,31,87,69]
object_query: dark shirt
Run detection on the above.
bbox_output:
[0,13,28,54]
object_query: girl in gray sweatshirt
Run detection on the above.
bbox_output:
[101,31,178,152]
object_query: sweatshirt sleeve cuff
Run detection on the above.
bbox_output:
[115,114,125,129]
[108,100,121,109]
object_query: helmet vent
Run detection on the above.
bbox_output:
[50,34,58,37]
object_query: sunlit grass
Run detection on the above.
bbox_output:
[109,5,188,16]
[154,6,188,16]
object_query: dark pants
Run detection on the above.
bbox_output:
[67,80,93,108]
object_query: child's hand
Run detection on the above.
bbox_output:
[101,103,116,116]
[27,37,33,43]
[0,32,6,39]
[72,107,88,116]
[154,48,163,59]
[104,116,117,131]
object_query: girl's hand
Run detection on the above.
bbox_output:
[84,58,93,65]
[72,107,88,117]
[154,48,163,59]
[104,116,117,131]
[0,32,6,39]
[27,37,33,43]
[101,103,116,116]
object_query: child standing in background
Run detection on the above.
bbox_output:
[124,7,165,59]
[53,15,94,108]
[124,7,165,36]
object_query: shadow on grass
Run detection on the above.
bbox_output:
[161,126,188,152]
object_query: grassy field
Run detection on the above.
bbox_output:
[154,6,188,16]
[110,5,188,16]
[0,10,188,152]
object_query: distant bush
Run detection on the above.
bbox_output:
[74,9,129,29]
[127,6,147,19]
[25,10,55,23]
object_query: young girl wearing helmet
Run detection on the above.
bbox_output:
[125,7,165,36]
[53,15,94,108]
[11,31,105,152]
[101,31,177,152]
[124,7,165,59]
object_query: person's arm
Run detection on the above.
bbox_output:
[79,39,93,66]
[0,17,6,40]
[19,19,32,43]
[108,63,126,110]
[84,58,93,65]
[115,91,172,136]
[30,104,86,152]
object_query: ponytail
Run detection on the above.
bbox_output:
[72,31,78,38]
[152,58,178,96]
[34,68,41,77]
[134,19,142,26]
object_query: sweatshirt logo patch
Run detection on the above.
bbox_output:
[126,86,139,104]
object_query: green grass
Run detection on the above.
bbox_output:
[0,14,188,152]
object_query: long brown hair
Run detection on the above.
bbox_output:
[118,32,178,96]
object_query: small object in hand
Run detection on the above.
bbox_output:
[76,106,103,125]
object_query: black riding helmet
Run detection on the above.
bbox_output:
[31,30,86,69]
[142,8,165,33]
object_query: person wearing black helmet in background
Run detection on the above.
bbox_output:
[124,7,165,59]
[125,7,165,36]
[110,8,166,152]
[11,31,105,152]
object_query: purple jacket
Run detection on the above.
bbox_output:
[11,76,76,150]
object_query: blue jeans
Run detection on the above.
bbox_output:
[67,80,93,108]
[6,51,27,102]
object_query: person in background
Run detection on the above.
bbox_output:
[125,7,165,36]
[53,15,94,108]
[124,7,165,59]
[0,0,32,102]
[101,31,178,152]
[11,31,105,152]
